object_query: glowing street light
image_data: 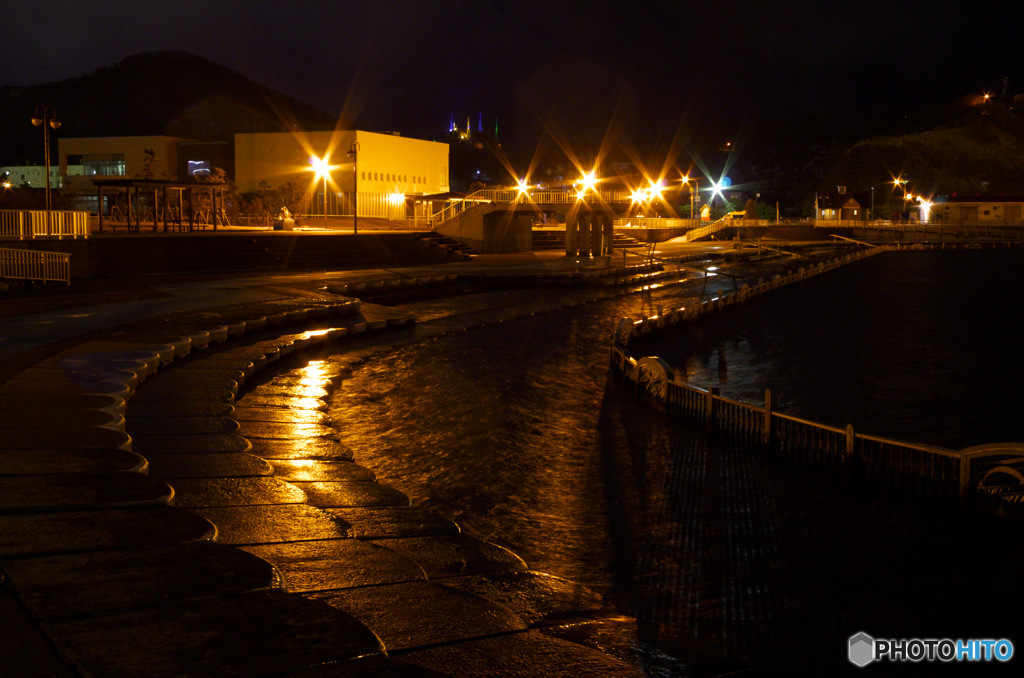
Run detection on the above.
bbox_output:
[681,175,699,221]
[892,177,909,219]
[309,154,333,219]
[577,169,598,194]
[516,178,530,199]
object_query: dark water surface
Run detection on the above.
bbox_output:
[634,249,1024,450]
[324,250,1024,674]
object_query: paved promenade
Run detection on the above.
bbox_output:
[1,245,735,677]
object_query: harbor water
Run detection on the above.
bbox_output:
[322,249,1024,673]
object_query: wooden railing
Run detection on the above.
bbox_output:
[0,210,91,240]
[609,246,1024,505]
[0,247,71,283]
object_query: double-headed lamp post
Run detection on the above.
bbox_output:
[347,141,360,235]
[31,104,61,237]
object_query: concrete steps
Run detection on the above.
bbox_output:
[0,281,641,676]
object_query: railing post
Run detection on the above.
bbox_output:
[763,388,773,449]
[706,386,719,430]
[844,424,856,475]
[958,453,971,507]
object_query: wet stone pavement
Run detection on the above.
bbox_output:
[0,277,647,677]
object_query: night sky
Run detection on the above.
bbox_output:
[3,1,1020,168]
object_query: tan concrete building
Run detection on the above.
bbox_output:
[234,130,449,220]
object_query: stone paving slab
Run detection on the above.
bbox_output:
[5,366,142,395]
[0,506,214,557]
[367,534,528,580]
[235,420,339,441]
[234,394,328,411]
[0,448,147,475]
[436,571,607,627]
[142,371,241,394]
[192,504,353,544]
[128,385,235,405]
[51,342,169,377]
[291,480,410,508]
[283,655,445,677]
[125,401,235,418]
[0,405,125,430]
[238,385,327,401]
[129,433,252,454]
[0,377,132,401]
[126,415,240,435]
[144,452,273,478]
[4,541,276,620]
[326,507,460,539]
[310,580,528,652]
[395,628,644,677]
[168,477,308,508]
[41,590,384,678]
[241,539,426,592]
[232,406,331,425]
[0,473,173,513]
[0,391,126,415]
[0,589,76,678]
[247,437,354,461]
[271,459,375,482]
[0,425,132,451]
[128,384,236,403]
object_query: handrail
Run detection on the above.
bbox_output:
[427,188,632,228]
[0,210,91,240]
[0,246,72,284]
[607,246,1018,506]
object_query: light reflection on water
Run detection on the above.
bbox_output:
[636,249,1024,449]
[318,249,1024,669]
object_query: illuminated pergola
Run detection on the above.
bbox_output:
[92,178,226,233]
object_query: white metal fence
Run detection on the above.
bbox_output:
[0,247,71,283]
[427,188,631,227]
[0,210,91,240]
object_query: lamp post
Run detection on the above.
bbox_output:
[31,104,60,237]
[893,178,908,221]
[347,141,360,235]
[681,175,699,223]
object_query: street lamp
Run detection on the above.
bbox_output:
[31,104,60,237]
[893,178,909,220]
[309,154,332,219]
[347,141,360,235]
[682,175,699,223]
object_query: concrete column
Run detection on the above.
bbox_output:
[592,217,604,257]
[565,217,577,256]
[604,216,614,255]
[580,218,591,257]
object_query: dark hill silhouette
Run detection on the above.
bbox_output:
[1,51,338,165]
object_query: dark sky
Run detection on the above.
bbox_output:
[3,1,1019,169]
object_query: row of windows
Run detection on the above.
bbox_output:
[360,171,426,185]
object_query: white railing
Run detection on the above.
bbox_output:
[427,188,632,227]
[0,210,91,240]
[0,247,71,284]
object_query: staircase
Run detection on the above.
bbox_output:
[530,230,645,251]
[414,231,477,259]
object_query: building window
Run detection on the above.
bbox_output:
[68,153,126,177]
